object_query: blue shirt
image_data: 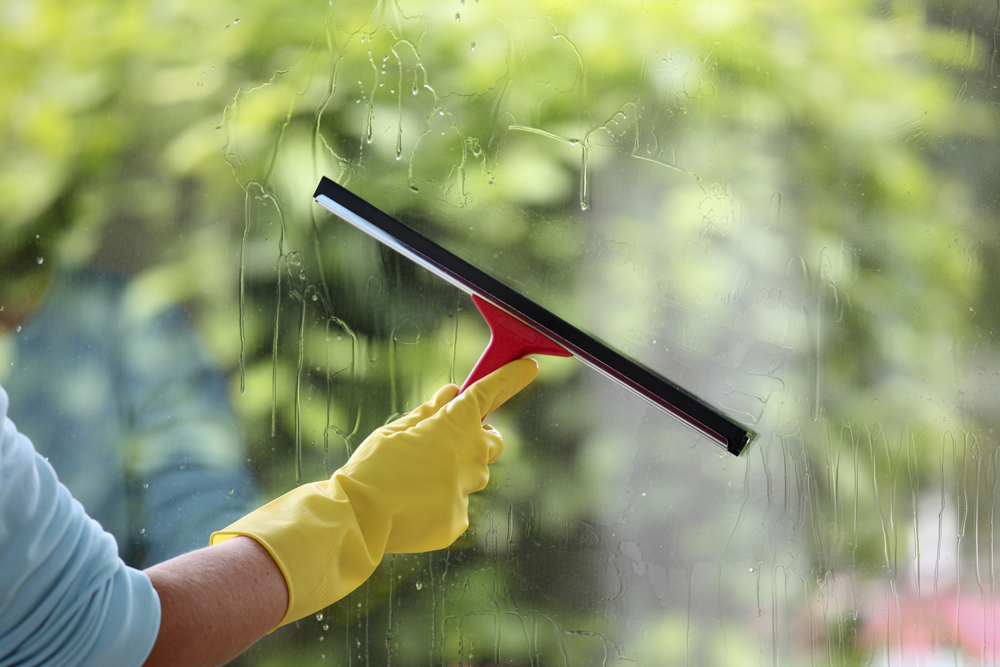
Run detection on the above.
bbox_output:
[0,383,160,666]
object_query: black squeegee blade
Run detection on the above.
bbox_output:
[314,176,753,455]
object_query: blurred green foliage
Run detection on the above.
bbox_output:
[4,0,1000,664]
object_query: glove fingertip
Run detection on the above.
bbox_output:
[469,358,539,417]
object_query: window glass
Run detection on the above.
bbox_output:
[2,0,998,665]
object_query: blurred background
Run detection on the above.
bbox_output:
[2,0,1000,664]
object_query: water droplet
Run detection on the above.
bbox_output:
[470,42,476,51]
[143,483,149,489]
[15,326,21,333]
[749,567,754,573]
[455,12,461,21]
[36,257,44,265]
[316,612,324,621]
[416,582,423,590]
[412,83,418,95]
[140,528,147,535]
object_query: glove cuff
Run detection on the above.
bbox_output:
[210,475,389,628]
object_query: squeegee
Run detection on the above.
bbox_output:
[313,177,752,455]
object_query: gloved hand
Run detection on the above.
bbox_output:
[210,358,538,628]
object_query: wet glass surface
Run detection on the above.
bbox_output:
[3,0,1000,664]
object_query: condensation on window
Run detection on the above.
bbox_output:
[215,1,1000,664]
[4,0,999,665]
[221,1,1000,665]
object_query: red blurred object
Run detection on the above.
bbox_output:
[857,592,999,663]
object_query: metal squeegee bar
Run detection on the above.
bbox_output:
[313,176,753,455]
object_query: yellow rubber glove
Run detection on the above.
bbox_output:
[210,358,538,628]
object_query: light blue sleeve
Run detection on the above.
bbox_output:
[0,384,161,667]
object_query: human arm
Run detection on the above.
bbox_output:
[0,358,535,666]
[0,386,160,666]
[0,383,279,667]
[142,537,287,667]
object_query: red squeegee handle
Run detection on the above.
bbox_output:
[459,294,572,394]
